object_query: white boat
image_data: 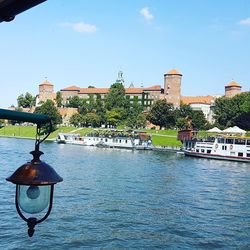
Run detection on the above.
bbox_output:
[56,130,152,149]
[56,133,86,145]
[178,130,250,163]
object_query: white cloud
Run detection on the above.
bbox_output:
[140,7,154,22]
[61,22,97,33]
[238,17,250,26]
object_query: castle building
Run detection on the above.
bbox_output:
[60,85,162,108]
[225,80,242,97]
[164,69,182,107]
[36,79,55,105]
[59,72,162,108]
[35,70,246,124]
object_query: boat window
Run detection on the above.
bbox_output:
[196,149,199,152]
[222,146,227,150]
[201,149,205,153]
[247,153,250,157]
[235,139,246,145]
[119,140,121,143]
[217,138,224,143]
[125,140,127,143]
[238,152,243,157]
[207,150,211,154]
[247,140,250,145]
[105,139,108,142]
[225,138,234,144]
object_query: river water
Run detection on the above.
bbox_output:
[0,137,249,249]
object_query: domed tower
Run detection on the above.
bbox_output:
[164,69,182,107]
[225,80,241,97]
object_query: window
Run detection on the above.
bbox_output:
[201,149,205,153]
[207,150,211,154]
[247,153,250,157]
[222,146,227,150]
[235,139,246,145]
[217,138,224,143]
[238,152,243,157]
[196,149,199,152]
[225,138,234,144]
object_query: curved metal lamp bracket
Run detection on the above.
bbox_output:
[35,120,53,152]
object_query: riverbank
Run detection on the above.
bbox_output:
[0,125,182,147]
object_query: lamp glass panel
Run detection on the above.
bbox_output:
[18,185,51,214]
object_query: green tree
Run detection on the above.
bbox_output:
[106,109,123,127]
[66,96,83,108]
[213,93,250,127]
[17,92,36,108]
[105,82,129,110]
[95,94,106,125]
[34,100,62,131]
[147,100,176,129]
[176,104,193,118]
[233,112,250,130]
[56,91,63,107]
[176,117,190,130]
[87,94,96,112]
[85,112,101,127]
[191,111,207,130]
[69,113,86,127]
[126,102,144,128]
[238,92,250,113]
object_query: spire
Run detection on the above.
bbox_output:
[116,70,125,85]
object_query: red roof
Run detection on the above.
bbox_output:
[39,80,53,86]
[61,86,80,91]
[61,85,161,95]
[79,88,109,94]
[181,95,214,105]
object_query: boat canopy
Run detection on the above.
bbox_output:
[207,127,222,133]
[222,126,246,135]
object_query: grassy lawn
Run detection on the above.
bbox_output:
[0,125,36,137]
[151,134,182,147]
[0,126,95,140]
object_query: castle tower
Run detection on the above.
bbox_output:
[37,79,54,104]
[225,80,241,97]
[164,69,182,107]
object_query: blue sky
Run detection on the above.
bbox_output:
[0,0,250,108]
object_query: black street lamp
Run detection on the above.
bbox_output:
[0,108,63,237]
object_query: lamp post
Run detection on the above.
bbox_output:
[0,108,63,237]
[6,148,63,237]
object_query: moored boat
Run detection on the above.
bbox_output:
[178,129,250,163]
[56,133,86,145]
[56,130,152,150]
